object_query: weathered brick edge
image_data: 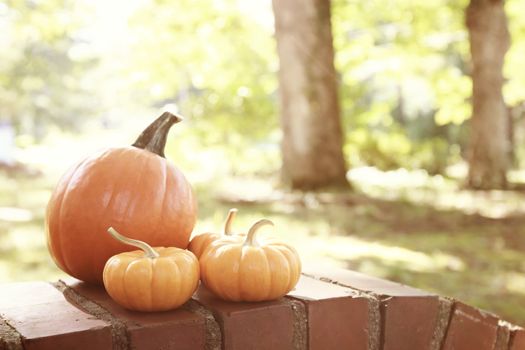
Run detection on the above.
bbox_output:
[53,280,129,350]
[0,318,22,350]
[430,297,454,350]
[367,295,382,350]
[183,300,222,350]
[496,322,512,350]
[282,298,307,350]
[1,270,524,350]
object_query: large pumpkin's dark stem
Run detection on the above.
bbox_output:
[132,111,183,158]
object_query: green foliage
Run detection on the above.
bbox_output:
[3,0,525,171]
[126,0,278,149]
[0,0,99,140]
[347,127,458,174]
[120,0,481,174]
[332,0,472,172]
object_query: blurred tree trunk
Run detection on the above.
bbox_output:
[272,0,348,190]
[466,0,510,190]
[507,105,515,166]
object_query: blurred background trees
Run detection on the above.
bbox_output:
[0,0,98,138]
[2,0,525,324]
[3,0,525,187]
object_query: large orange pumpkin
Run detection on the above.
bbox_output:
[46,112,197,284]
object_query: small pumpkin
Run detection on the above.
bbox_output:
[199,219,301,302]
[46,112,197,284]
[103,227,199,312]
[188,208,238,259]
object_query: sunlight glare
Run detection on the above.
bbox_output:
[0,207,33,222]
[506,273,525,295]
[296,235,465,273]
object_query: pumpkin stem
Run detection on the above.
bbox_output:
[243,219,274,247]
[132,111,183,158]
[223,208,238,235]
[107,227,160,259]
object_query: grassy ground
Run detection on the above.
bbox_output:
[1,132,524,325]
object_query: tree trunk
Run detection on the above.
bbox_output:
[507,105,515,167]
[466,0,510,190]
[272,0,348,190]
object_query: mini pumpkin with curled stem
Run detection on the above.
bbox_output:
[103,227,199,312]
[199,219,301,302]
[188,208,239,259]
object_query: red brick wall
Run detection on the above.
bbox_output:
[0,267,523,350]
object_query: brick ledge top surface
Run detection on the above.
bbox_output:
[0,266,523,350]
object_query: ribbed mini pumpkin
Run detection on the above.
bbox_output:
[188,208,238,259]
[46,112,197,284]
[199,219,301,302]
[103,227,199,312]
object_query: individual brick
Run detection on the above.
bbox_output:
[381,295,452,350]
[193,285,294,350]
[0,282,112,350]
[442,302,500,350]
[287,275,380,350]
[61,279,208,350]
[303,265,451,350]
